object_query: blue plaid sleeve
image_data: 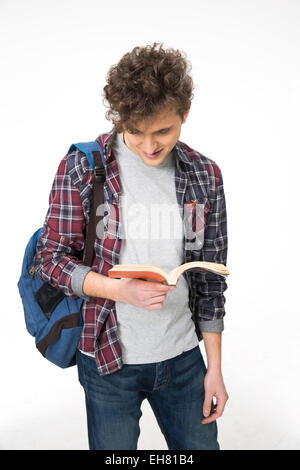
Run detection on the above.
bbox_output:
[191,166,228,332]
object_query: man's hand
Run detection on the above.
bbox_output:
[116,278,176,309]
[82,272,176,306]
[201,369,229,424]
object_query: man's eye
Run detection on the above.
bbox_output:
[129,129,169,135]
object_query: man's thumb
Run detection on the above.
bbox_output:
[203,398,212,417]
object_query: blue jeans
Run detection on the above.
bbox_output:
[76,346,219,450]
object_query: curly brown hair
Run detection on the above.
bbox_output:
[102,42,195,133]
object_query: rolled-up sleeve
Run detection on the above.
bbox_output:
[34,155,92,300]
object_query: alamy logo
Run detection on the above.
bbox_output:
[95,196,205,250]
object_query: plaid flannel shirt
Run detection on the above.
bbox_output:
[34,128,228,376]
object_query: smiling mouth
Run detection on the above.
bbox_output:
[143,149,163,158]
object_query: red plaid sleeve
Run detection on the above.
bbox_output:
[34,154,88,298]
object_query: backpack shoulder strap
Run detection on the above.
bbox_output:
[67,141,106,267]
[68,141,105,170]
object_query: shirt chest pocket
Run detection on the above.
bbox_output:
[183,198,210,250]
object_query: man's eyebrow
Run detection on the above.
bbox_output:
[131,126,172,133]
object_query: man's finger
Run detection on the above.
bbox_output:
[202,398,224,424]
[203,394,214,418]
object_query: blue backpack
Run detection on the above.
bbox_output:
[17,141,106,368]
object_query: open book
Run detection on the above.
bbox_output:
[108,261,230,286]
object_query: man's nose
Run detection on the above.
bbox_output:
[143,138,159,154]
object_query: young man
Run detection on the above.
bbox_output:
[34,42,229,450]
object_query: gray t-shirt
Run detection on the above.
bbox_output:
[109,132,199,364]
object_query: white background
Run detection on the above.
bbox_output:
[1,0,299,450]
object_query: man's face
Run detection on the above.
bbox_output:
[120,106,190,167]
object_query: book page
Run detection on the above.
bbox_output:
[168,261,229,284]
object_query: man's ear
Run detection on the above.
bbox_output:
[183,108,190,123]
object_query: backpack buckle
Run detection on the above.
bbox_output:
[94,167,105,183]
